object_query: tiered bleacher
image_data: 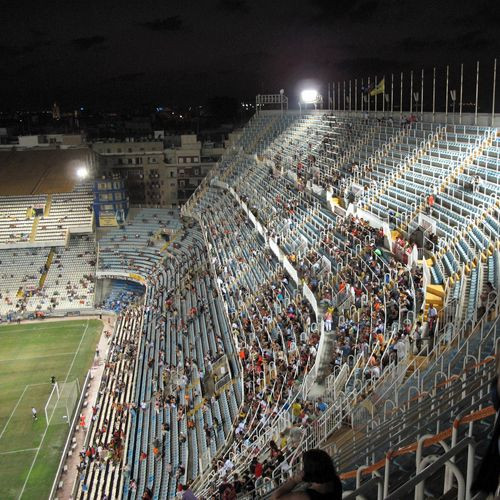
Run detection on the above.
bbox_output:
[101,279,146,313]
[76,209,243,498]
[0,235,97,317]
[65,111,498,499]
[0,247,49,316]
[0,181,97,317]
[34,184,94,243]
[181,111,498,498]
[0,194,46,243]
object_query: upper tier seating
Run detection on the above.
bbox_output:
[0,235,96,316]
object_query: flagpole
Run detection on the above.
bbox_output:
[432,67,436,122]
[375,75,378,115]
[382,75,385,116]
[410,70,413,114]
[338,81,341,112]
[368,76,371,114]
[391,73,394,117]
[349,80,352,113]
[400,72,403,121]
[445,65,449,123]
[361,78,364,113]
[459,63,463,125]
[474,60,479,125]
[493,59,497,126]
[420,69,424,120]
[343,80,346,112]
[328,82,331,110]
[355,78,358,113]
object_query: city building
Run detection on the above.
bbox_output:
[92,133,232,207]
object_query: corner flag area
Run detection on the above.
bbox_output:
[0,319,103,500]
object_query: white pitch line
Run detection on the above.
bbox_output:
[0,447,38,455]
[18,320,90,500]
[0,382,50,443]
[63,320,90,385]
[0,385,29,442]
[0,324,85,333]
[0,351,76,363]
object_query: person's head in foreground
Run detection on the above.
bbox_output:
[271,448,342,499]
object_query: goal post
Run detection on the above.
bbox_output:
[44,382,59,425]
[44,380,80,426]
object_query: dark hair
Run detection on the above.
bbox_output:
[302,449,339,484]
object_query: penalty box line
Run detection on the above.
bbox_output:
[0,382,50,442]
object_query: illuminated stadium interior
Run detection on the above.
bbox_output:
[0,88,499,499]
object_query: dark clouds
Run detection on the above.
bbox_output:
[218,0,249,13]
[308,0,380,23]
[140,16,184,32]
[103,72,146,84]
[71,36,107,51]
[0,0,497,109]
[402,30,493,53]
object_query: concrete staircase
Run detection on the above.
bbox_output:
[29,216,40,242]
[44,194,52,216]
[38,248,55,288]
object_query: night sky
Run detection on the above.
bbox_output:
[0,0,498,110]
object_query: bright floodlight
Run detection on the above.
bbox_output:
[301,89,318,103]
[76,166,89,179]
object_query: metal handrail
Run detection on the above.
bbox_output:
[385,437,474,499]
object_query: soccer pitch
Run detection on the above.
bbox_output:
[0,319,103,500]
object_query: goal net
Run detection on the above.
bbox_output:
[44,379,80,426]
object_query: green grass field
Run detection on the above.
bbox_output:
[0,319,103,500]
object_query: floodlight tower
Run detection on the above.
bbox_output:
[299,89,323,114]
[76,166,89,179]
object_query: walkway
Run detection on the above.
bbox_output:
[56,314,116,500]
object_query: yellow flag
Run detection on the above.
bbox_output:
[370,78,385,96]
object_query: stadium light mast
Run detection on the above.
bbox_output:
[76,166,89,179]
[299,89,322,115]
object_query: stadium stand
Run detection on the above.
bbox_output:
[42,236,97,310]
[0,235,96,317]
[180,111,499,498]
[101,279,146,313]
[3,110,497,499]
[34,184,94,243]
[0,181,97,317]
